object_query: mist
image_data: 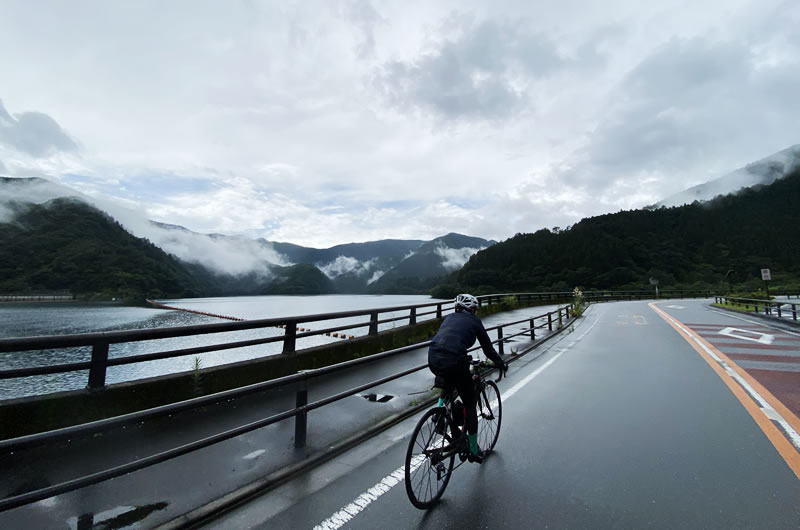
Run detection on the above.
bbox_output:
[0,177,292,277]
[434,244,485,271]
[317,256,379,279]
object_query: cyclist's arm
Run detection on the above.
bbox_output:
[476,322,504,367]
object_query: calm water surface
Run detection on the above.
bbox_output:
[0,295,443,400]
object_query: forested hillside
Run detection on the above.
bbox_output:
[0,198,203,299]
[433,167,800,297]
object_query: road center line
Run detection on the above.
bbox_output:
[313,312,598,529]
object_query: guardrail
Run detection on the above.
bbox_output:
[714,295,799,321]
[584,289,715,301]
[0,289,719,513]
[0,292,571,390]
[0,302,575,511]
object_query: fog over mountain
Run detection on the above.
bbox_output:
[0,176,493,293]
[655,145,800,208]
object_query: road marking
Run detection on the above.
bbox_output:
[313,312,601,529]
[709,309,800,338]
[313,464,413,530]
[667,305,686,309]
[650,303,800,480]
[243,450,266,460]
[633,315,648,325]
[718,327,775,345]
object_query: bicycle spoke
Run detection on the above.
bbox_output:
[405,408,455,509]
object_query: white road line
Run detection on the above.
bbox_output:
[656,308,800,451]
[312,314,600,530]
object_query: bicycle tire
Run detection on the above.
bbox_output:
[405,407,456,509]
[476,380,502,452]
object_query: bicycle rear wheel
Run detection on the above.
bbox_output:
[477,380,502,452]
[405,407,456,509]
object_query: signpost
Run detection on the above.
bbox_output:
[761,268,771,299]
[649,277,659,298]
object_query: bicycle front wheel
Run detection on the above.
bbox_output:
[477,380,502,452]
[405,407,456,509]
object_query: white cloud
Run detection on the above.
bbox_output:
[317,255,378,278]
[1,0,798,248]
[434,244,485,271]
[367,270,385,284]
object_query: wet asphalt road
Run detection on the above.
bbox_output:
[218,300,800,529]
[0,304,561,529]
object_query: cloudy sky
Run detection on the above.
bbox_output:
[1,0,798,248]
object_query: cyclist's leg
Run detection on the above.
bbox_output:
[451,365,482,461]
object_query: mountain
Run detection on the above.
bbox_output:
[270,239,424,293]
[368,233,495,294]
[0,196,203,299]
[654,145,800,208]
[433,166,800,296]
[0,177,494,296]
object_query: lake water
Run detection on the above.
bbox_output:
[0,294,444,400]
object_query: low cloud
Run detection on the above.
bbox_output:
[0,176,291,277]
[367,270,385,284]
[0,177,86,222]
[0,99,78,157]
[146,227,290,277]
[434,244,484,271]
[317,255,378,279]
[557,34,800,205]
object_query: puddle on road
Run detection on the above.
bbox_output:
[357,393,394,403]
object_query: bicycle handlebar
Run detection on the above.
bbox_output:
[470,358,507,383]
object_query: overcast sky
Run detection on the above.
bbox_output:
[1,0,798,248]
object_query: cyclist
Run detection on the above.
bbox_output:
[428,293,507,463]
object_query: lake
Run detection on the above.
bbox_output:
[0,294,444,400]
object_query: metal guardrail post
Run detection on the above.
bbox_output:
[436,304,442,319]
[294,373,308,449]
[548,312,553,331]
[530,318,535,339]
[497,328,504,355]
[282,322,296,354]
[87,341,109,389]
[558,309,563,328]
[409,307,416,325]
[369,312,378,335]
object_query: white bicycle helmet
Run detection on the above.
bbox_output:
[455,293,479,312]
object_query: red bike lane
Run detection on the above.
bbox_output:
[682,322,800,417]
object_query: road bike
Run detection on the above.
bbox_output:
[404,358,504,509]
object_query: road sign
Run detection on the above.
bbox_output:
[761,268,771,281]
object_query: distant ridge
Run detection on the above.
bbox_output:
[654,144,800,208]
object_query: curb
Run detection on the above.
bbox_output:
[156,316,578,529]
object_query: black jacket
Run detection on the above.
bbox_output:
[428,310,504,371]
